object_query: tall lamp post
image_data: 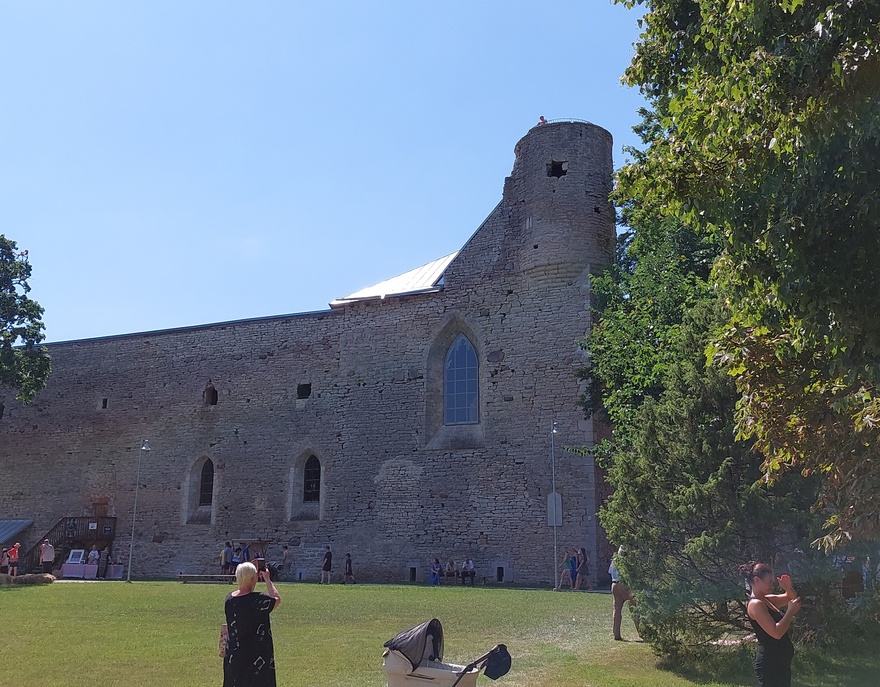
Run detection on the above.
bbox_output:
[127,439,150,583]
[549,421,560,590]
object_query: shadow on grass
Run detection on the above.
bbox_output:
[656,638,880,687]
[795,640,880,687]
[656,645,755,686]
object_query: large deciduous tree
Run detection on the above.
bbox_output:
[0,235,51,406]
[614,0,880,546]
[583,199,823,650]
[598,299,821,652]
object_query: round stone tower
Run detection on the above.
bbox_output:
[503,120,614,283]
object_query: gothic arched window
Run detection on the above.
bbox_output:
[303,455,321,503]
[444,334,479,425]
[199,459,214,506]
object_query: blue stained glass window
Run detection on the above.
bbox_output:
[444,335,478,424]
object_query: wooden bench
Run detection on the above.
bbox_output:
[178,574,235,584]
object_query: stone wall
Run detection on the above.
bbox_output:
[0,121,615,584]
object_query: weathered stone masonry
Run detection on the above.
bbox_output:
[0,121,615,584]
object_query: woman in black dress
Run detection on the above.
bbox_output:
[740,561,801,687]
[224,561,281,687]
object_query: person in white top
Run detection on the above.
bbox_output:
[87,545,100,566]
[39,539,56,574]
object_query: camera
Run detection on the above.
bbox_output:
[255,558,267,572]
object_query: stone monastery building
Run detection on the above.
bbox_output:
[1,120,614,585]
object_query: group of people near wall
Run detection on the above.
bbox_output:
[2,540,119,578]
[220,541,254,574]
[0,541,51,577]
[556,546,592,590]
[318,546,356,584]
[428,557,476,585]
[221,542,355,585]
[0,542,21,576]
[220,541,275,576]
[82,544,115,578]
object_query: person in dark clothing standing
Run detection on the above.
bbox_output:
[342,552,355,584]
[97,546,110,578]
[320,545,332,584]
[740,561,801,687]
[222,542,234,574]
[223,561,281,687]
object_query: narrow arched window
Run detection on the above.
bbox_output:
[199,460,214,506]
[303,455,321,502]
[444,334,478,424]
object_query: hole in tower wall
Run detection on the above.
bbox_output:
[204,384,218,406]
[547,160,568,178]
[297,383,312,399]
[102,398,108,409]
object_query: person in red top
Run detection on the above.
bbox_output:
[8,542,21,577]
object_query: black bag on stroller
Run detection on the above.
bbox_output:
[382,618,511,686]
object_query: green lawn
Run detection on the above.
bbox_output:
[1,581,877,686]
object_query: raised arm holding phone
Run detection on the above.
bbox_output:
[223,561,281,687]
[740,561,801,687]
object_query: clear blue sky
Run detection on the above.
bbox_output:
[1,1,646,343]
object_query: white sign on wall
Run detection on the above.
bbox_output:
[547,492,562,527]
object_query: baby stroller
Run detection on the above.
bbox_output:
[382,618,511,687]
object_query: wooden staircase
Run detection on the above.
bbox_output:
[21,516,118,575]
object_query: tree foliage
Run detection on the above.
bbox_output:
[614,0,880,546]
[584,219,713,427]
[0,235,51,405]
[599,299,821,652]
[583,199,825,649]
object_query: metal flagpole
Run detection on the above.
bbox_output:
[551,421,558,590]
[127,439,150,582]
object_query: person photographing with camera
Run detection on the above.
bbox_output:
[222,559,281,687]
[740,561,801,687]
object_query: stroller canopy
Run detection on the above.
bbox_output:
[383,618,445,671]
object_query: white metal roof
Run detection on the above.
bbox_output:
[330,251,458,307]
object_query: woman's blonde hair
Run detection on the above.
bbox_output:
[236,561,258,587]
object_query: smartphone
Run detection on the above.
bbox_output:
[255,558,267,572]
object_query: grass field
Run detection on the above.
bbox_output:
[1,580,877,686]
